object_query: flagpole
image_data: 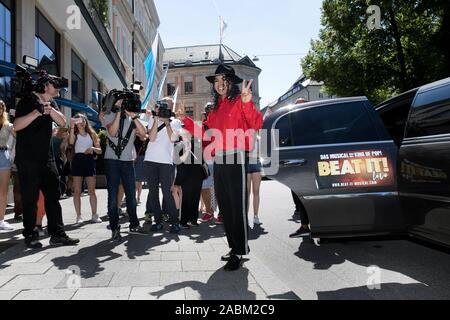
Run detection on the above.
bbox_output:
[219,15,223,62]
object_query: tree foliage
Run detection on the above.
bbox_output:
[91,0,110,27]
[301,0,450,104]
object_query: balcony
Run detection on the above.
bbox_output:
[75,0,127,86]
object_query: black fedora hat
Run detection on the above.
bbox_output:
[206,64,243,84]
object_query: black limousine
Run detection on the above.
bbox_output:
[263,77,450,248]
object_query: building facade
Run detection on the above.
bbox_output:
[109,0,164,101]
[265,75,337,113]
[163,44,262,121]
[0,0,163,120]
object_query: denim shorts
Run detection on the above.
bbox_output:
[202,163,214,189]
[71,153,96,177]
[0,150,12,171]
[247,161,262,174]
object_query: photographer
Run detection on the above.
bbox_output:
[104,99,148,241]
[14,76,80,249]
[145,98,182,234]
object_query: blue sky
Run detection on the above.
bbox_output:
[154,0,323,107]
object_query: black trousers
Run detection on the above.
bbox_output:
[145,161,179,225]
[17,161,65,238]
[178,165,204,225]
[214,152,249,256]
[292,191,309,225]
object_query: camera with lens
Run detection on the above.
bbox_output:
[11,56,68,99]
[102,82,143,115]
[152,100,175,119]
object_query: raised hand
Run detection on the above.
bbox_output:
[175,101,186,120]
[241,79,254,104]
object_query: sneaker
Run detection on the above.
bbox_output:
[50,234,80,247]
[253,216,262,225]
[169,224,181,234]
[129,226,147,234]
[221,250,234,262]
[150,223,164,232]
[91,215,102,224]
[224,255,242,271]
[200,212,214,223]
[144,212,153,225]
[111,229,122,242]
[75,216,84,225]
[0,220,14,231]
[215,215,224,225]
[34,225,46,238]
[25,235,43,249]
[289,226,311,238]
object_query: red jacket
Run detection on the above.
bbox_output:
[183,97,263,155]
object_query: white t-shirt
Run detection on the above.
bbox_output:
[75,133,94,154]
[145,118,182,165]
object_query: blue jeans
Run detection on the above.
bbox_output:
[105,160,140,231]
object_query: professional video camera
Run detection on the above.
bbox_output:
[152,100,175,119]
[102,82,143,115]
[11,56,68,100]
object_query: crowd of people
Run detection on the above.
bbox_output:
[0,64,301,272]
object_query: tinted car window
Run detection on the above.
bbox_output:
[290,102,380,146]
[275,114,293,147]
[406,84,450,138]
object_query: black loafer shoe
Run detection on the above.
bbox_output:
[221,250,234,262]
[224,255,242,271]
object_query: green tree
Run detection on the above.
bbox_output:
[301,0,450,104]
[91,0,109,27]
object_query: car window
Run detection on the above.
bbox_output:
[290,102,380,146]
[275,114,293,147]
[406,84,450,138]
[378,97,414,146]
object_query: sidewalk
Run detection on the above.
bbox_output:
[0,190,295,300]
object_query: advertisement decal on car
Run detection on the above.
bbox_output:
[317,150,395,189]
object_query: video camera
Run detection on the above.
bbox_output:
[152,100,175,119]
[102,82,143,115]
[11,56,68,99]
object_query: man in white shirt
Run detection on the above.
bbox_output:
[145,98,182,234]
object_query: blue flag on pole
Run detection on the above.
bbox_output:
[142,34,159,110]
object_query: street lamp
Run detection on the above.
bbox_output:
[252,53,308,62]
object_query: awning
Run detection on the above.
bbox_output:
[54,98,101,128]
[0,60,16,77]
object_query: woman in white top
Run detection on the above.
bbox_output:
[0,100,15,231]
[69,113,102,224]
